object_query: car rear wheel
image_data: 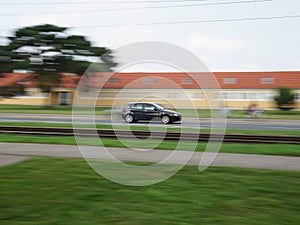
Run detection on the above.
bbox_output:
[161,115,171,124]
[125,114,134,123]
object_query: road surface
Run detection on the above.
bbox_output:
[0,154,28,167]
[0,113,300,131]
[0,142,300,171]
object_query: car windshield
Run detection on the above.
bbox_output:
[153,103,164,110]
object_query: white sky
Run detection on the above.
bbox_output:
[0,0,299,72]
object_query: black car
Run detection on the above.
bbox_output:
[122,102,182,124]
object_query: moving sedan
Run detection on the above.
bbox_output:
[122,102,182,124]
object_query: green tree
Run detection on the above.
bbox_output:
[0,24,115,94]
[0,83,24,98]
[274,87,295,110]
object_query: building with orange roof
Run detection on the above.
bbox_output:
[1,71,300,109]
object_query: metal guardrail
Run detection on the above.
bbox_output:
[0,126,299,144]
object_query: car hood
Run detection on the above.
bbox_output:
[163,109,180,115]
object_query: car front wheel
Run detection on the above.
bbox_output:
[161,115,171,124]
[125,114,134,123]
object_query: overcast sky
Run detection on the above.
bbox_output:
[0,0,299,72]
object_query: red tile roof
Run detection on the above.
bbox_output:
[214,71,300,89]
[0,73,36,88]
[59,75,81,88]
[1,71,300,89]
[80,71,300,89]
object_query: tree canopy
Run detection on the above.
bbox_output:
[274,87,295,110]
[0,24,116,92]
[0,83,24,98]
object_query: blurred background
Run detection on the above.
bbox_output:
[0,1,300,225]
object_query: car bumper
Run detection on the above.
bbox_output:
[170,115,182,122]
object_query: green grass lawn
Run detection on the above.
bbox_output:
[0,104,300,119]
[0,157,299,225]
[0,133,299,156]
[178,108,300,120]
[0,104,110,115]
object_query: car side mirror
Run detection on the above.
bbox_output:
[154,108,158,111]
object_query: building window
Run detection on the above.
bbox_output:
[192,92,204,99]
[107,78,119,84]
[99,91,116,98]
[257,92,269,100]
[213,92,223,100]
[239,93,247,100]
[167,92,178,99]
[181,78,193,84]
[62,73,77,76]
[295,93,300,101]
[143,77,155,84]
[213,91,277,101]
[17,78,31,85]
[229,92,238,100]
[248,92,257,100]
[223,77,237,84]
[260,77,275,84]
[122,92,137,99]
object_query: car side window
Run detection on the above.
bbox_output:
[144,104,155,110]
[133,103,143,109]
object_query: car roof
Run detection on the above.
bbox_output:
[128,102,157,105]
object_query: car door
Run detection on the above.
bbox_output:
[144,103,159,120]
[131,103,145,120]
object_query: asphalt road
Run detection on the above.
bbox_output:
[1,142,300,171]
[0,113,300,131]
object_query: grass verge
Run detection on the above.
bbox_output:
[1,157,300,225]
[0,121,299,136]
[0,104,110,115]
[0,133,299,156]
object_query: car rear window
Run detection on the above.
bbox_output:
[125,104,132,109]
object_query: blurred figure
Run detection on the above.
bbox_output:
[246,103,264,118]
[246,103,256,117]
